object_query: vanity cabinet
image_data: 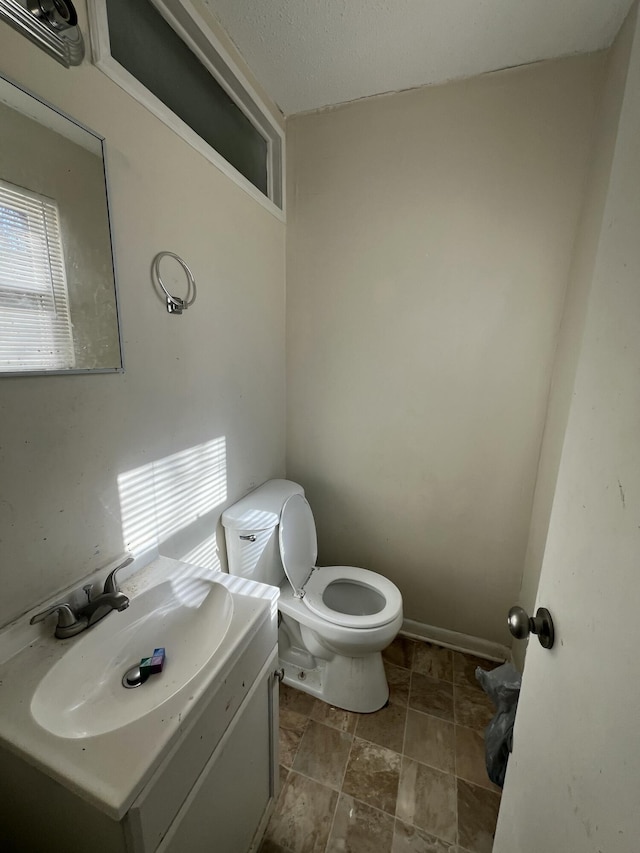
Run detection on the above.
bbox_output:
[126,645,279,853]
[154,651,277,852]
[0,573,279,853]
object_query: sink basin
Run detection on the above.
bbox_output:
[30,576,233,738]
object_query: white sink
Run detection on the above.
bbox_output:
[30,576,233,738]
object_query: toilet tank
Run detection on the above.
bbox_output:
[222,479,304,587]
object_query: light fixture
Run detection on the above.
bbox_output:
[0,0,84,66]
[27,0,77,31]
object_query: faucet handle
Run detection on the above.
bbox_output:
[30,602,76,627]
[103,555,134,595]
[30,603,87,638]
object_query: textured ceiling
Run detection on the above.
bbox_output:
[202,0,634,115]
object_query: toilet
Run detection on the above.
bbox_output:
[222,479,403,713]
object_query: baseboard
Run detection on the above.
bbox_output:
[401,618,511,662]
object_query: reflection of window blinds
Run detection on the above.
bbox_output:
[0,179,74,371]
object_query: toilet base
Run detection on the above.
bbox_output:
[278,649,389,713]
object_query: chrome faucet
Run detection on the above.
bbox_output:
[29,556,132,639]
[77,590,130,627]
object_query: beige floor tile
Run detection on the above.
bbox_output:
[453,685,494,732]
[355,701,407,753]
[404,710,455,774]
[409,672,454,722]
[280,709,309,769]
[309,699,359,733]
[385,661,411,705]
[342,737,402,815]
[279,728,302,770]
[265,771,338,853]
[454,725,501,793]
[259,839,293,853]
[383,636,417,670]
[280,683,316,716]
[271,642,503,853]
[326,793,395,853]
[452,653,503,691]
[292,720,353,789]
[278,765,290,795]
[457,779,501,853]
[412,643,454,682]
[396,758,457,843]
[391,819,455,853]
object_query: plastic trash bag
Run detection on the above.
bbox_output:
[475,662,522,788]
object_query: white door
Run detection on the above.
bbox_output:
[493,12,640,852]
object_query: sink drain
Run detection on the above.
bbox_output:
[122,664,147,689]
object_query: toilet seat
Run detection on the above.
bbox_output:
[279,495,402,629]
[303,566,403,628]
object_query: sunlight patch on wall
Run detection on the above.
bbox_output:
[181,532,221,572]
[117,437,227,557]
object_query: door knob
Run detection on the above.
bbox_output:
[508,605,555,649]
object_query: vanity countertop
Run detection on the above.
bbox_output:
[0,556,279,820]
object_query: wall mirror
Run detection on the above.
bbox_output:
[0,72,123,375]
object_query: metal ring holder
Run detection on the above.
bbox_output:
[151,251,197,315]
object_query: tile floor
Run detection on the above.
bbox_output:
[260,637,504,853]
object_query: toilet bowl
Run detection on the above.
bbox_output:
[222,480,403,712]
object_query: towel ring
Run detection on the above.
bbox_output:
[152,251,197,315]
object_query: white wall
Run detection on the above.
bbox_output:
[514,3,637,669]
[286,55,604,644]
[0,1,286,628]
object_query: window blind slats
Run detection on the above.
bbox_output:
[0,179,75,370]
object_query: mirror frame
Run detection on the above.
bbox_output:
[0,71,124,377]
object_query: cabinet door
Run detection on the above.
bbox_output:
[157,651,278,853]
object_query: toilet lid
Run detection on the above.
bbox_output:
[279,494,318,596]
